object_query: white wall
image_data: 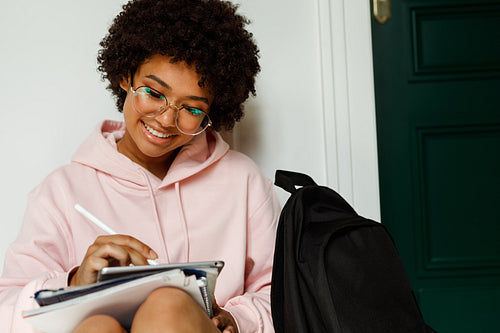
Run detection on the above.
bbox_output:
[234,0,326,199]
[234,0,380,217]
[0,0,379,274]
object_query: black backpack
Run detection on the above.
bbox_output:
[271,170,437,333]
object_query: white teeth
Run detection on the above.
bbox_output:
[143,122,171,138]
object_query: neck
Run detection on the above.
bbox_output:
[143,150,179,179]
[116,140,180,180]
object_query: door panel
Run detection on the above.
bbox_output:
[419,286,500,331]
[410,4,500,80]
[414,125,500,273]
[371,0,500,331]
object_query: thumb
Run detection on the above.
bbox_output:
[212,297,222,314]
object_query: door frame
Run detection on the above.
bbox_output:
[317,0,380,220]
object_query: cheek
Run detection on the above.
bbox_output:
[122,99,140,123]
[122,95,133,114]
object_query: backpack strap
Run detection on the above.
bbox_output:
[274,170,317,194]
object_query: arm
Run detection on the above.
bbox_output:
[0,186,76,332]
[222,180,281,333]
[0,183,158,332]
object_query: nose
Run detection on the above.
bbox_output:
[154,104,178,126]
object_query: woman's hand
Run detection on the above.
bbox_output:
[69,235,158,286]
[212,300,239,333]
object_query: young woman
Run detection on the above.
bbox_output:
[0,1,280,332]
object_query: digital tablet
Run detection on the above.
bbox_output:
[97,260,224,282]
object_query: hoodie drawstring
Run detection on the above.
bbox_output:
[140,169,170,263]
[175,182,190,262]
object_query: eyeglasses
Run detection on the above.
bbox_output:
[130,86,212,135]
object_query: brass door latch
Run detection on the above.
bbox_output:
[374,0,391,24]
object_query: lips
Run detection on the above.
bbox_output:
[142,122,173,139]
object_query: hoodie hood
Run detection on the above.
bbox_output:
[71,120,230,188]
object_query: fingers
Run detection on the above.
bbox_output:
[93,235,158,262]
[211,307,239,333]
[212,316,237,333]
[212,317,223,331]
[70,235,158,286]
[87,241,147,267]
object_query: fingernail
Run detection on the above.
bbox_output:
[147,259,159,265]
[149,250,158,259]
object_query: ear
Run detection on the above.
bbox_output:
[119,75,130,92]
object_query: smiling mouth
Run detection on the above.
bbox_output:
[143,122,173,139]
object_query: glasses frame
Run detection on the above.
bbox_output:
[129,85,212,136]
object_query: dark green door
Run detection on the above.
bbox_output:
[371,0,500,331]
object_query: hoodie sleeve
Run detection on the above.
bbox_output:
[0,182,76,333]
[223,177,281,333]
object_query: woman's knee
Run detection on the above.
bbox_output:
[73,314,126,333]
[131,287,218,332]
[140,287,196,317]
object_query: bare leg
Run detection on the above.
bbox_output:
[131,287,221,333]
[73,314,127,333]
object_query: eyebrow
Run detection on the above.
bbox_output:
[145,74,210,106]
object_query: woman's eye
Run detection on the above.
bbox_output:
[144,87,164,99]
[185,107,204,116]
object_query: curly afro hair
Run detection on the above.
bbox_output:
[97,0,260,131]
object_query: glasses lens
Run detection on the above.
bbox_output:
[176,108,211,135]
[133,87,165,117]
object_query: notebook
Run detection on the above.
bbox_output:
[22,261,224,333]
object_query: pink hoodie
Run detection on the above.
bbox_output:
[0,120,280,333]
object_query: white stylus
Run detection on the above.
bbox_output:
[74,203,159,265]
